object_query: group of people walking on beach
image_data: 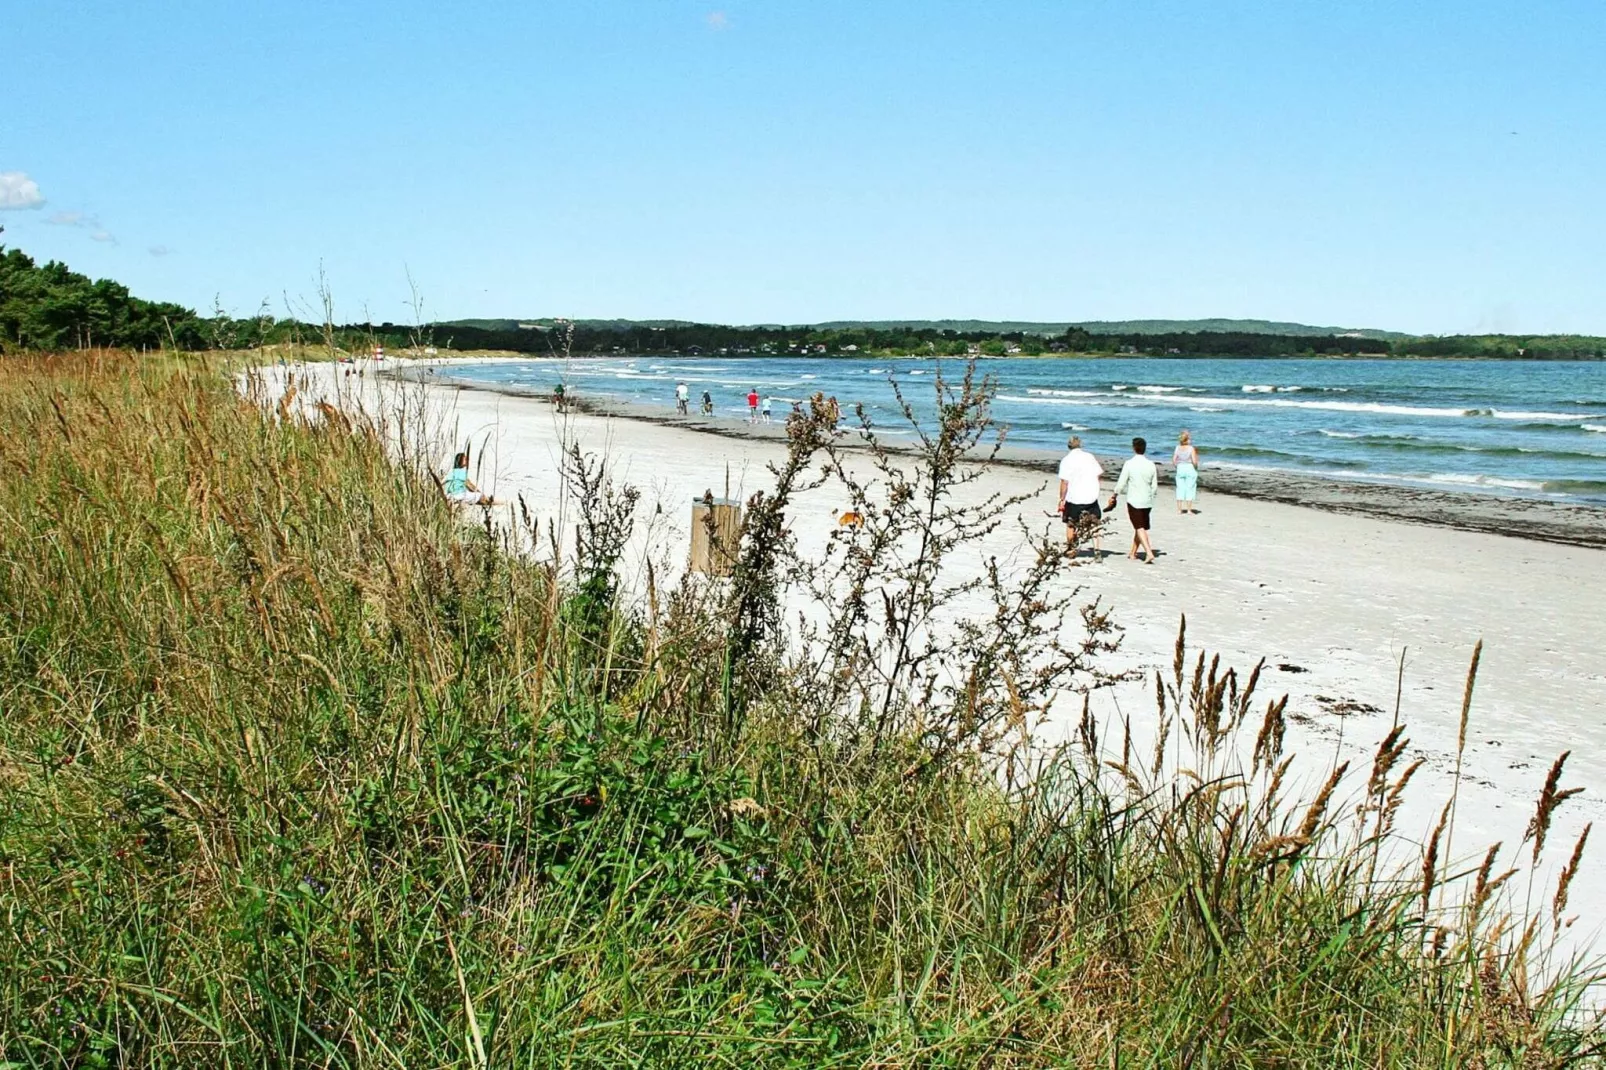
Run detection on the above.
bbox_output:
[675,381,775,423]
[1056,430,1200,564]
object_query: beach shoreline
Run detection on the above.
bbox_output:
[278,358,1606,963]
[393,364,1606,550]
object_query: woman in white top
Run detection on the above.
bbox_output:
[1172,430,1200,514]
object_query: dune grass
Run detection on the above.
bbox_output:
[0,351,1601,1066]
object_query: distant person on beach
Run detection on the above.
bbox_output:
[1057,435,1104,558]
[444,452,495,506]
[676,381,690,414]
[747,388,760,422]
[701,390,714,416]
[761,396,773,423]
[1173,430,1201,514]
[552,382,567,412]
[1107,437,1159,564]
[827,395,841,432]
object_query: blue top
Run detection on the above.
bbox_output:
[445,466,468,494]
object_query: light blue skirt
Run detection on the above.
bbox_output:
[1175,462,1199,501]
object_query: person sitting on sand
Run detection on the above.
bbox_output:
[1173,430,1201,514]
[676,381,690,414]
[1108,437,1159,564]
[1057,435,1104,559]
[444,452,495,506]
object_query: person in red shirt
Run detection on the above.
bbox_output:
[747,388,760,422]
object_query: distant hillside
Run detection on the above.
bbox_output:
[796,319,1407,340]
[446,317,1406,340]
[442,318,701,332]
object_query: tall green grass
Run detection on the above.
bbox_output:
[0,352,1600,1066]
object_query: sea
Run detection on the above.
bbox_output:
[437,356,1606,505]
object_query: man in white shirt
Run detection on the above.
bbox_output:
[1056,435,1105,558]
[1107,436,1159,563]
[675,381,690,414]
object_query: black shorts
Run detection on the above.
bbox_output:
[1063,501,1101,526]
[1127,505,1152,531]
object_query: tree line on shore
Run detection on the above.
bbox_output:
[3,241,1602,360]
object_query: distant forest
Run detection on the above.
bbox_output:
[2,242,1602,360]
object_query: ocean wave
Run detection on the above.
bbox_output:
[1012,389,1482,418]
[1208,448,1370,470]
[1360,440,1606,461]
[1243,385,1276,393]
[999,393,1131,407]
[1203,396,1481,417]
[1488,409,1594,421]
[1418,473,1547,491]
[1209,445,1310,461]
[1243,384,1306,393]
[1586,424,1606,434]
[1136,385,1185,393]
[1543,478,1606,496]
[1026,387,1107,399]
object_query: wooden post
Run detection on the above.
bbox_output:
[690,497,742,576]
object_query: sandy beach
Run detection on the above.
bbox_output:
[275,358,1606,955]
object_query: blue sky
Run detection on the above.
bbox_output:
[3,0,1603,334]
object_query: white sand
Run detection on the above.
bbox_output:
[265,358,1606,960]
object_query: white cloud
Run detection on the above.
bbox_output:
[40,205,116,243]
[0,171,45,210]
[706,10,730,30]
[149,245,172,257]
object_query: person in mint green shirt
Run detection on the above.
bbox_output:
[444,451,494,506]
[1107,437,1159,564]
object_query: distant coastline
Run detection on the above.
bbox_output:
[364,347,1603,363]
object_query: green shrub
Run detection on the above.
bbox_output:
[0,353,1599,1066]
